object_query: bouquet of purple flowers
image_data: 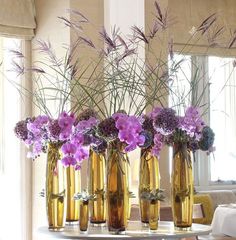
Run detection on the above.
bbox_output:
[141,106,215,156]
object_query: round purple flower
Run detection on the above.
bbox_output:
[198,126,215,151]
[97,117,118,140]
[14,119,30,141]
[47,119,61,141]
[153,108,179,135]
[142,115,155,134]
[77,108,98,122]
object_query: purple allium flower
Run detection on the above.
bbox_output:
[97,117,118,140]
[14,119,31,141]
[142,114,155,134]
[153,108,179,135]
[152,133,164,157]
[198,126,215,151]
[149,107,162,119]
[179,106,205,139]
[47,119,61,141]
[77,108,98,122]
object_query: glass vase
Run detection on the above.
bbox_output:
[124,154,131,220]
[139,148,160,224]
[149,199,159,231]
[106,141,129,233]
[46,142,66,231]
[171,143,193,230]
[66,166,81,223]
[79,200,89,231]
[88,150,106,224]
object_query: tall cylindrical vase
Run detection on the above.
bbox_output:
[88,150,106,224]
[139,148,160,224]
[171,143,193,230]
[106,141,128,233]
[66,166,81,223]
[46,142,66,231]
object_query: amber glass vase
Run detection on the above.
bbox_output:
[79,200,89,231]
[46,142,66,231]
[106,141,129,233]
[171,143,193,229]
[124,154,131,220]
[149,199,159,231]
[139,148,160,223]
[66,166,81,223]
[88,150,106,224]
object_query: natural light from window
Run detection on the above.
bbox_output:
[170,53,236,185]
[0,37,22,240]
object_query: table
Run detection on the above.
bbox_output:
[38,221,211,239]
[211,204,236,237]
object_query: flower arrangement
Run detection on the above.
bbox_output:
[141,106,215,157]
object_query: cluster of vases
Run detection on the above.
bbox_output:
[46,141,193,233]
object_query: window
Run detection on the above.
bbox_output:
[0,37,29,240]
[170,53,236,188]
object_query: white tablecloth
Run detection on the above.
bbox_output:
[211,204,236,237]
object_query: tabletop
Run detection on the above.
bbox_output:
[38,221,212,239]
[211,204,236,237]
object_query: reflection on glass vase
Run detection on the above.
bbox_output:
[46,142,66,231]
[139,148,160,224]
[79,200,89,231]
[66,166,81,223]
[106,141,129,233]
[88,150,106,224]
[171,143,193,230]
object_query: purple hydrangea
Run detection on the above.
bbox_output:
[198,126,215,151]
[153,108,179,135]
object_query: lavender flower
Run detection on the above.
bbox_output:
[153,108,179,135]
